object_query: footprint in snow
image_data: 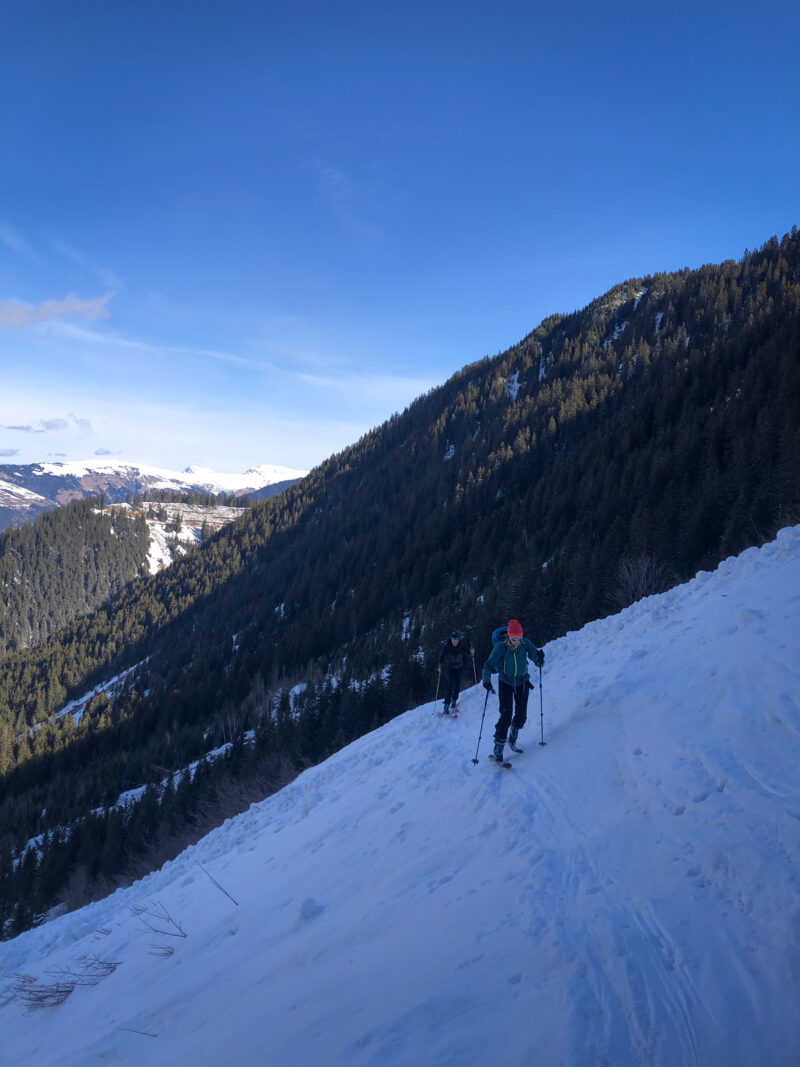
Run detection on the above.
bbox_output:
[456,955,484,971]
[298,897,325,921]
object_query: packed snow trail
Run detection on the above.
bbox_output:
[1,530,799,1066]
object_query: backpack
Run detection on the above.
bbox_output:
[491,625,508,645]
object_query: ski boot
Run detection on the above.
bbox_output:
[508,726,523,754]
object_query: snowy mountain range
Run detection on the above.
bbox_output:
[2,527,798,1066]
[0,460,308,530]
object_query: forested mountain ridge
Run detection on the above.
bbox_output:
[0,499,149,657]
[1,230,798,936]
[0,496,254,659]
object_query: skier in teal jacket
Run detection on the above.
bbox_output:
[482,619,545,763]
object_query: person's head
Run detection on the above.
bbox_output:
[507,619,523,644]
[450,631,460,644]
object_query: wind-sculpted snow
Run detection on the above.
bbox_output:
[1,529,799,1065]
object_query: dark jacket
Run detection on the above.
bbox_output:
[482,637,540,688]
[439,638,471,670]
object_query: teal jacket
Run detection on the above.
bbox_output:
[482,637,539,688]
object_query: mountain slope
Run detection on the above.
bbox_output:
[1,230,798,935]
[1,528,798,1066]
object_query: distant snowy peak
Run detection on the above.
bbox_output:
[172,463,308,493]
[0,460,308,530]
[32,460,307,494]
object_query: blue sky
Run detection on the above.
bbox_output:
[1,0,797,472]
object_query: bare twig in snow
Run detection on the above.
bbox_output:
[130,900,187,938]
[47,955,120,986]
[9,974,75,1010]
[118,1026,158,1038]
[148,944,175,958]
[195,860,239,906]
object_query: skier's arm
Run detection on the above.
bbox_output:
[481,643,504,684]
[524,637,545,667]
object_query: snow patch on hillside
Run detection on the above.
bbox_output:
[504,370,522,400]
[54,662,145,727]
[603,320,629,348]
[105,502,246,574]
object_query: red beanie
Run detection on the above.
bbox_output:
[507,619,523,638]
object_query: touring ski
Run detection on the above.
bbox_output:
[489,754,513,769]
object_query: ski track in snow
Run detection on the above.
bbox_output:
[1,529,799,1065]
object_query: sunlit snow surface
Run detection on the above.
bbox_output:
[1,529,799,1066]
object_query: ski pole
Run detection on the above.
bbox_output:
[471,651,477,685]
[472,688,490,764]
[538,665,546,747]
[433,670,441,715]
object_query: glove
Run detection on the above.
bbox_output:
[527,680,534,691]
[483,680,494,693]
[534,648,545,668]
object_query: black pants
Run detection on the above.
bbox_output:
[443,667,462,706]
[494,679,529,741]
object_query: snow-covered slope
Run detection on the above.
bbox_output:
[1,530,799,1066]
[0,480,53,528]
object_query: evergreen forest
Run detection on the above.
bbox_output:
[0,499,149,657]
[1,230,798,937]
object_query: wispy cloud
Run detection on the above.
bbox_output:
[1,415,91,435]
[52,322,276,372]
[69,413,92,436]
[259,336,354,374]
[95,447,121,456]
[0,292,114,328]
[295,369,437,407]
[2,418,68,433]
[51,239,124,289]
[307,156,384,244]
[0,222,45,264]
[0,448,20,457]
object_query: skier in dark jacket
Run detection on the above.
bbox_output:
[482,619,545,763]
[438,632,474,714]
